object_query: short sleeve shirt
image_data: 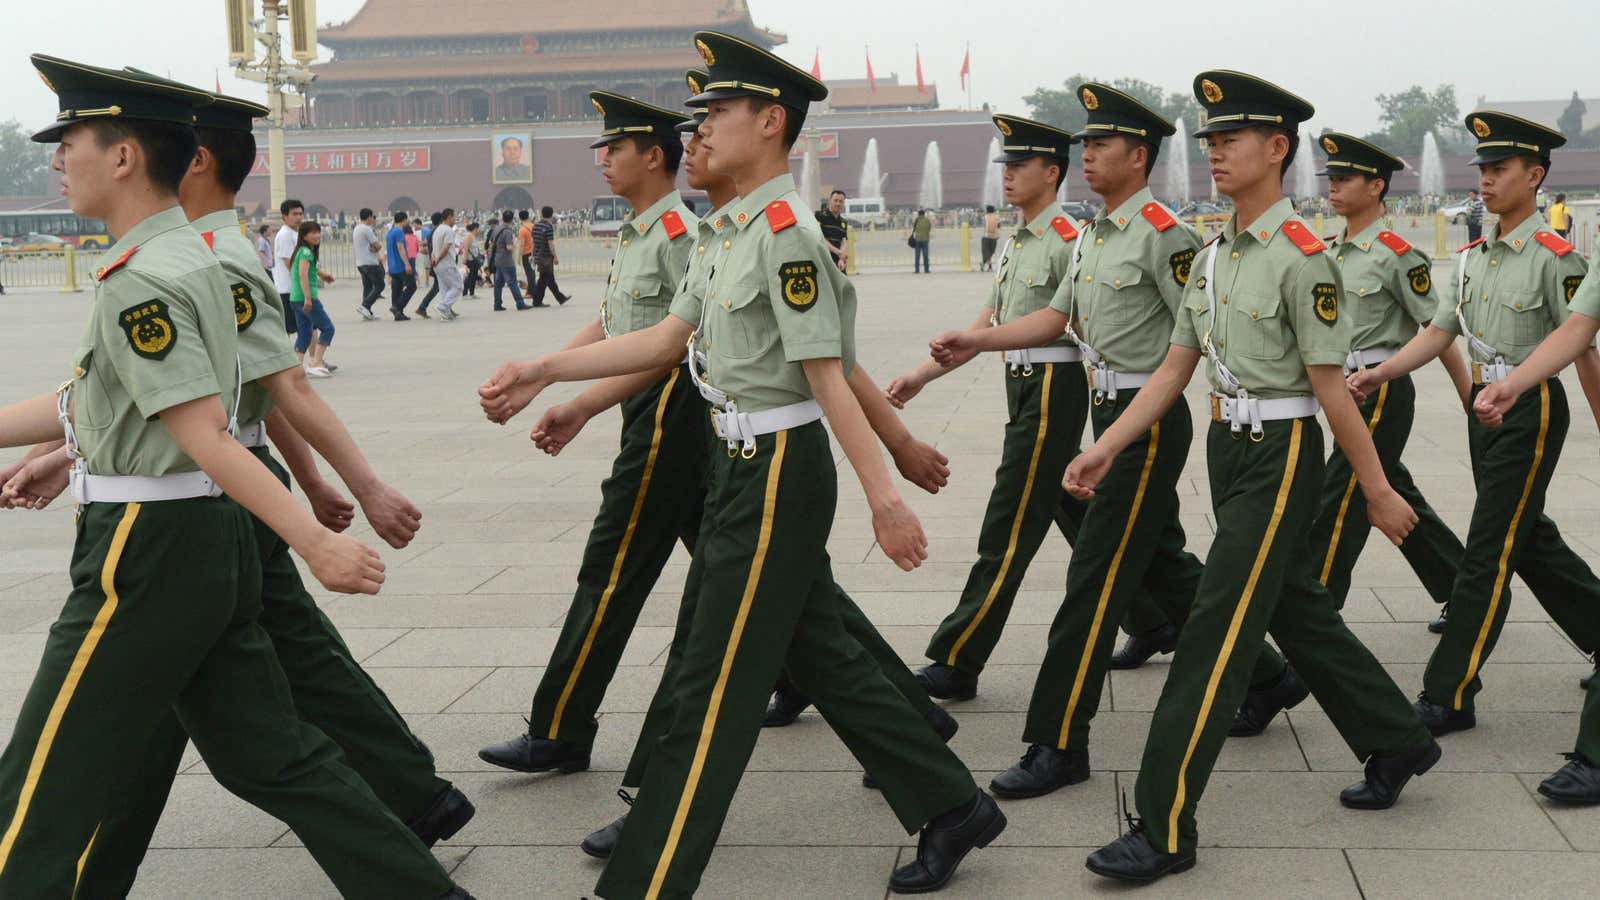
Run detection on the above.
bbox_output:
[989,203,1080,349]
[670,201,738,330]
[193,209,298,428]
[432,223,456,262]
[272,224,296,293]
[1049,188,1200,372]
[1170,197,1351,398]
[1435,213,1590,364]
[352,223,379,266]
[696,175,855,413]
[72,207,241,477]
[385,226,408,273]
[601,191,698,336]
[518,223,534,256]
[815,208,847,248]
[1327,218,1439,353]
[1567,252,1600,320]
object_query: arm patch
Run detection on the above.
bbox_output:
[119,300,178,360]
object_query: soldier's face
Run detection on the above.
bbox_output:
[698,99,773,176]
[1003,157,1055,207]
[1205,128,1280,196]
[1080,136,1141,196]
[601,138,646,196]
[1327,173,1381,216]
[51,123,120,219]
[1477,157,1542,214]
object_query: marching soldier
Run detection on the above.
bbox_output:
[1348,111,1600,738]
[478,32,1003,896]
[1065,71,1438,883]
[0,55,467,898]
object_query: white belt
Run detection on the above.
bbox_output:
[711,399,822,457]
[236,421,268,448]
[1087,366,1153,404]
[1344,346,1398,373]
[1002,346,1082,372]
[70,464,221,505]
[1210,393,1320,439]
[1471,360,1515,385]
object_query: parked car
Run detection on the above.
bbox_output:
[1061,201,1099,223]
[1438,203,1470,224]
[842,197,888,228]
[10,233,70,252]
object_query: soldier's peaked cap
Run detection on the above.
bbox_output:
[686,31,828,112]
[588,91,688,149]
[31,54,212,143]
[1192,69,1314,137]
[991,114,1076,163]
[678,70,710,133]
[1315,131,1403,179]
[1463,110,1566,166]
[122,67,267,133]
[1074,82,1176,143]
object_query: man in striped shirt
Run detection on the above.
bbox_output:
[529,205,571,306]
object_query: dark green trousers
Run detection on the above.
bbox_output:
[927,363,1162,675]
[596,422,976,900]
[1425,380,1600,712]
[1023,391,1203,749]
[0,498,452,899]
[1578,679,1600,762]
[1135,418,1431,856]
[75,448,450,898]
[529,365,708,750]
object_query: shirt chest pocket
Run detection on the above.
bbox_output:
[621,275,669,331]
[1344,279,1389,328]
[1497,289,1546,346]
[714,281,773,360]
[71,348,116,432]
[1091,267,1148,326]
[1230,291,1287,360]
[1003,266,1053,311]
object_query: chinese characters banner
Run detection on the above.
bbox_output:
[249,146,432,176]
[788,132,839,159]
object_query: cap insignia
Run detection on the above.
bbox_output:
[696,39,716,67]
[1472,117,1490,138]
[1200,79,1224,104]
[592,97,606,116]
[1081,88,1099,110]
[995,118,1012,136]
[1321,136,1338,155]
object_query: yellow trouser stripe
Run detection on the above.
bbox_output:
[1057,422,1160,748]
[948,364,1054,665]
[1454,381,1549,710]
[1167,421,1301,853]
[0,503,140,875]
[549,369,680,739]
[72,822,100,898]
[646,431,786,899]
[1318,382,1389,584]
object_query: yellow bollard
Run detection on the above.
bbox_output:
[1434,212,1448,258]
[62,245,78,292]
[959,222,972,272]
[1314,212,1325,240]
[845,225,857,276]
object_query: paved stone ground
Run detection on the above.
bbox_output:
[2,265,1598,899]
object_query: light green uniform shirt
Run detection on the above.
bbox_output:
[601,190,697,336]
[696,174,855,413]
[1434,213,1590,364]
[71,206,241,477]
[668,200,737,330]
[1049,187,1199,372]
[989,202,1080,348]
[1566,251,1600,320]
[1328,217,1439,353]
[1171,197,1351,398]
[192,209,298,428]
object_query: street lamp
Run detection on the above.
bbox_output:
[226,0,318,215]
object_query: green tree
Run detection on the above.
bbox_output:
[1365,85,1461,155]
[0,120,51,197]
[1024,75,1201,134]
[1557,91,1587,139]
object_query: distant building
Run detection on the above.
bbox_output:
[824,76,939,113]
[1476,96,1599,135]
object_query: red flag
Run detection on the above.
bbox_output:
[915,46,925,93]
[865,47,876,93]
[959,46,970,91]
[810,49,821,80]
[215,68,222,93]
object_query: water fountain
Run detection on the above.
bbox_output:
[1163,118,1191,206]
[981,137,1005,210]
[1294,129,1317,202]
[1419,132,1444,198]
[919,141,943,210]
[798,132,821,211]
[858,138,883,200]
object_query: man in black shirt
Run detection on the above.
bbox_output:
[816,188,849,271]
[529,206,571,306]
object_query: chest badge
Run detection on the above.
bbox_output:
[780,260,819,312]
[120,300,177,360]
[232,282,257,332]
[1313,283,1339,326]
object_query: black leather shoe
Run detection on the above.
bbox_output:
[408,786,476,847]
[477,732,590,773]
[1339,739,1441,809]
[915,663,978,700]
[1538,753,1600,804]
[990,744,1090,799]
[1230,665,1310,737]
[1580,659,1596,691]
[439,888,477,899]
[1414,696,1476,736]
[763,683,812,727]
[580,790,634,859]
[889,792,1006,893]
[1428,605,1448,634]
[865,705,959,789]
[1108,623,1179,671]
[1085,820,1194,883]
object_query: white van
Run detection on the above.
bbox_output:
[843,197,888,228]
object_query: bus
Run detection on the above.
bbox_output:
[0,209,112,249]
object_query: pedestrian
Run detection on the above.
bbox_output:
[490,209,529,310]
[290,220,335,376]
[415,212,439,317]
[1550,192,1571,239]
[463,221,483,296]
[272,197,303,336]
[432,207,464,321]
[911,207,932,272]
[980,204,999,270]
[255,223,273,277]
[518,208,538,297]
[817,188,848,271]
[385,210,415,320]
[530,205,571,306]
[1465,188,1485,243]
[1071,70,1438,884]
[353,206,384,320]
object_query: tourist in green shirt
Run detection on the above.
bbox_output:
[910,208,932,272]
[289,221,336,377]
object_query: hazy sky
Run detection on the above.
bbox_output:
[6,0,1597,138]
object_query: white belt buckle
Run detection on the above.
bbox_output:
[1091,363,1113,405]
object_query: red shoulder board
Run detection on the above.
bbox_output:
[1050,216,1079,242]
[1533,230,1574,256]
[200,231,216,250]
[1457,237,1487,253]
[1280,219,1325,256]
[766,200,796,233]
[1139,202,1176,232]
[659,210,687,240]
[1376,230,1411,255]
[94,245,140,282]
